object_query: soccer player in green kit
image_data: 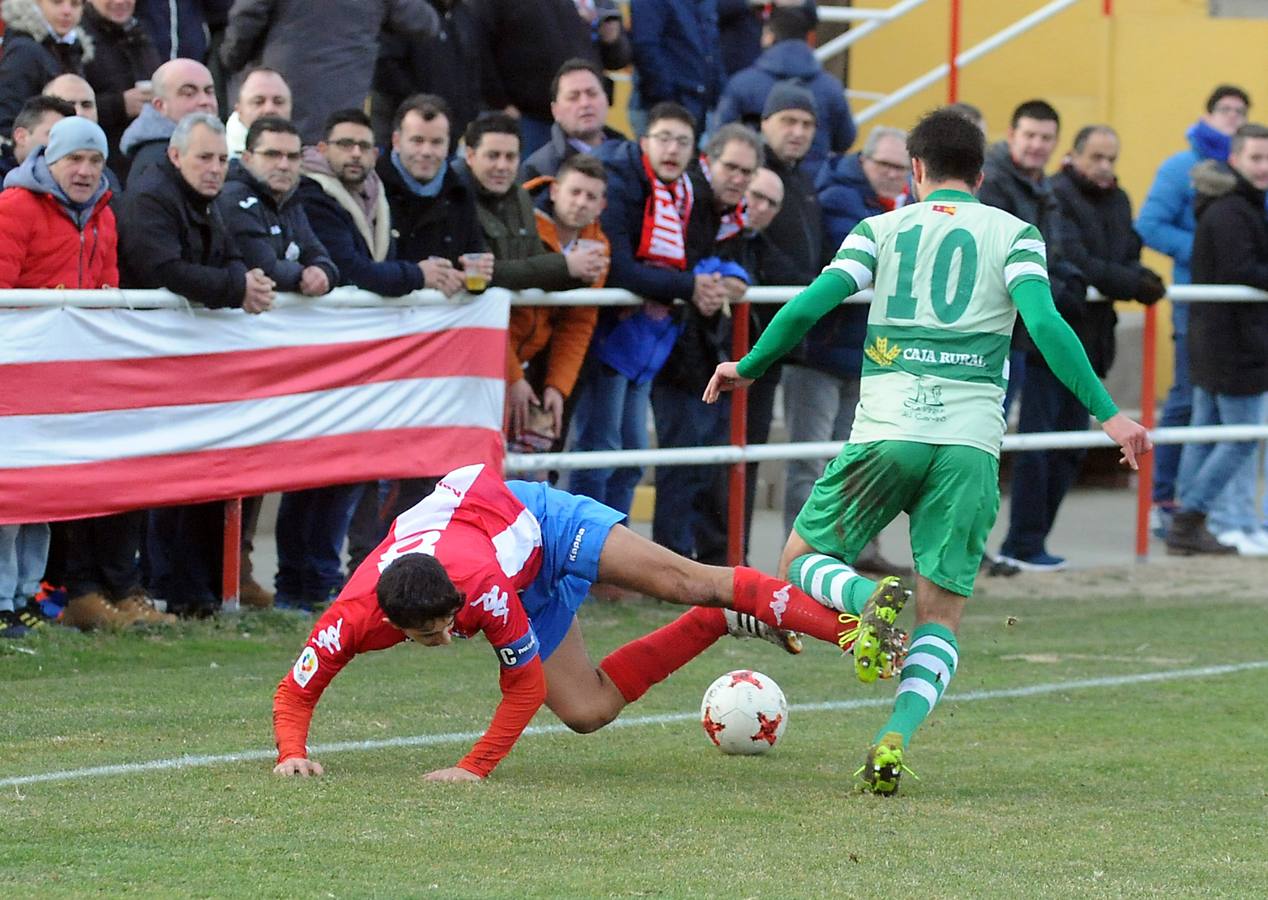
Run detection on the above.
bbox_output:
[704,108,1152,794]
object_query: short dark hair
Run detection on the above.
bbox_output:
[551,58,604,102]
[376,554,463,630]
[644,101,696,139]
[1231,122,1268,155]
[555,152,607,185]
[1071,124,1116,153]
[1010,99,1060,130]
[323,107,372,139]
[1207,84,1250,114]
[766,7,817,43]
[392,93,451,134]
[244,115,299,152]
[464,112,520,151]
[13,95,73,135]
[907,107,986,184]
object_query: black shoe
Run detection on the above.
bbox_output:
[0,609,31,639]
[16,601,53,630]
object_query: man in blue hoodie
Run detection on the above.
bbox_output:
[1137,84,1254,540]
[715,6,855,173]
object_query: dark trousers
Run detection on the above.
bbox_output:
[275,484,362,604]
[651,378,731,561]
[1000,361,1089,559]
[1153,302,1191,504]
[62,511,145,600]
[147,502,223,613]
[240,495,263,583]
[345,477,438,575]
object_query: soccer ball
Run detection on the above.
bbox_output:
[700,670,788,755]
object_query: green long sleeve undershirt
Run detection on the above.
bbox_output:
[736,271,1119,423]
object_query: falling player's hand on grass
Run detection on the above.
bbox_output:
[424,766,482,783]
[1101,412,1152,471]
[273,757,324,777]
[702,361,753,404]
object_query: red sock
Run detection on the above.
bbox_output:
[731,567,856,650]
[599,606,727,703]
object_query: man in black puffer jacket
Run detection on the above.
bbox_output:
[80,0,160,175]
[1166,123,1268,556]
[997,124,1165,569]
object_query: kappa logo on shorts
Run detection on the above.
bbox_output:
[292,646,319,688]
[568,527,587,562]
[471,585,510,624]
[770,584,791,625]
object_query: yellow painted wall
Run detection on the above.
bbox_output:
[843,0,1268,396]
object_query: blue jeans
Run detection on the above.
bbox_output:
[274,484,362,604]
[1000,362,1088,560]
[1154,302,1191,504]
[650,378,730,560]
[0,523,50,610]
[1177,388,1267,516]
[567,360,651,516]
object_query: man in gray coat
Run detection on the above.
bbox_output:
[219,0,439,144]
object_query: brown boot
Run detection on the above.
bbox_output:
[116,590,178,625]
[239,577,274,609]
[1165,510,1237,556]
[62,592,139,631]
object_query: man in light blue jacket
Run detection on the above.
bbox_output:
[1136,84,1262,547]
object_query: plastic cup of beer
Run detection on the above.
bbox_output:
[461,253,491,294]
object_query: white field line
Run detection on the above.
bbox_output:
[3,660,1264,788]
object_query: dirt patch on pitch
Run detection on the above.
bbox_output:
[971,554,1267,603]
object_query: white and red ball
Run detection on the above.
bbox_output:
[700,670,788,755]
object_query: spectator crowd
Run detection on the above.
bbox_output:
[1,0,1266,639]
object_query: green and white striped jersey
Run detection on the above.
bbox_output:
[823,189,1047,456]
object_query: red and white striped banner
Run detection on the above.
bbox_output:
[0,295,509,524]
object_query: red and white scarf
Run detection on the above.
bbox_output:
[636,153,694,270]
[699,153,748,243]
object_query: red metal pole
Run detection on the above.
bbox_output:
[727,302,750,566]
[222,497,242,611]
[1103,0,1113,16]
[947,0,962,103]
[1134,304,1158,561]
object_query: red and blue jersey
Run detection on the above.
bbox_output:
[274,464,551,776]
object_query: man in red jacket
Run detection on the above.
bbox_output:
[0,115,170,631]
[0,115,116,289]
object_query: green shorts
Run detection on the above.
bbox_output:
[792,440,1000,597]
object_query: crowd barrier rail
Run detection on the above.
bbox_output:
[3,282,1266,608]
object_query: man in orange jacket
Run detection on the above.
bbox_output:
[510,152,610,446]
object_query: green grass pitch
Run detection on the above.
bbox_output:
[1,571,1265,898]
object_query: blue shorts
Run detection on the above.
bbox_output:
[507,480,625,660]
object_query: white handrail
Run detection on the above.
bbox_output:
[2,283,1265,310]
[505,425,1268,473]
[813,0,932,64]
[853,0,1083,125]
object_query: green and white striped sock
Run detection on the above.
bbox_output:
[788,553,877,614]
[875,623,959,746]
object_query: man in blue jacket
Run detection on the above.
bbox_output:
[297,108,439,298]
[630,0,726,130]
[1137,84,1255,540]
[715,6,855,172]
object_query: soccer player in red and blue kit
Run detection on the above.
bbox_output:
[273,463,904,781]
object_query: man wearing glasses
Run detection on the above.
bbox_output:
[219,116,338,299]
